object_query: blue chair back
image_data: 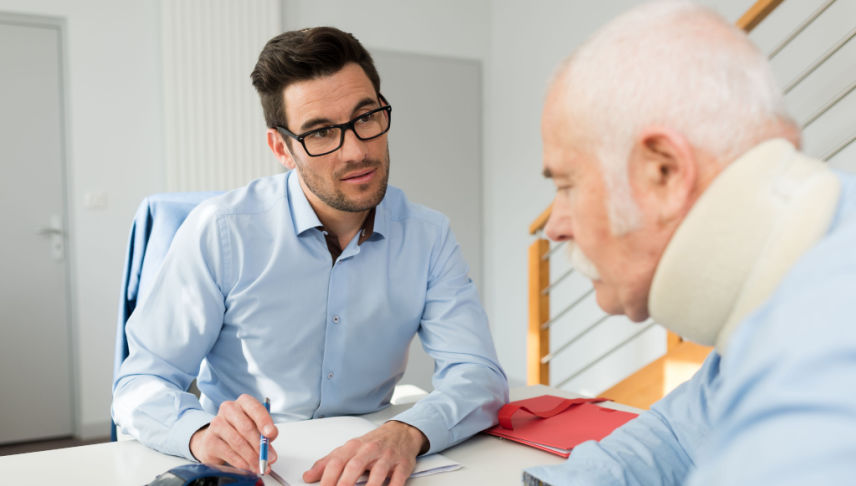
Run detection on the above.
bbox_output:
[112,192,222,440]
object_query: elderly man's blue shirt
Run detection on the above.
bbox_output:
[525,169,856,485]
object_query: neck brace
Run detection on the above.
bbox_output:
[648,139,841,353]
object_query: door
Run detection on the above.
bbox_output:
[0,15,73,444]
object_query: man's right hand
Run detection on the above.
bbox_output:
[189,394,279,474]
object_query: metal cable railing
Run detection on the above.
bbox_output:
[823,131,856,161]
[783,23,854,94]
[767,0,836,60]
[554,320,656,389]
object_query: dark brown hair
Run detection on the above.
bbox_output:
[250,27,381,129]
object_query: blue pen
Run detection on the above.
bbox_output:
[259,397,270,475]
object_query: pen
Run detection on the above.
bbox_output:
[259,397,270,475]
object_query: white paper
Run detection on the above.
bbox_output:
[269,416,461,485]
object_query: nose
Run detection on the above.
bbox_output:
[338,126,369,163]
[543,201,572,242]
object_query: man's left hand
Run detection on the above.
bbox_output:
[302,420,428,486]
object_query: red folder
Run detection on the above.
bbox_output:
[483,395,637,457]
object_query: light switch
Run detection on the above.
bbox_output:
[83,191,108,210]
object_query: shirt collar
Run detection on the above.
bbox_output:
[287,169,388,241]
[371,196,388,240]
[288,170,323,236]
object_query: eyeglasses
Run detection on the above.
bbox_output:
[276,99,392,157]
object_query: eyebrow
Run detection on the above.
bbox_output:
[298,97,379,132]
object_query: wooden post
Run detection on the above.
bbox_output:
[528,238,550,384]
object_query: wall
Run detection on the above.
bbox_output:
[161,0,282,192]
[0,0,165,437]
[281,0,491,61]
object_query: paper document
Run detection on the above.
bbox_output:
[270,416,461,485]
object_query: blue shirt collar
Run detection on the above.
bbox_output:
[287,170,322,236]
[287,169,387,240]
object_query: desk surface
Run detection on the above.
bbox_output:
[0,385,638,485]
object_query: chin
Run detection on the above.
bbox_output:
[625,309,651,323]
[595,286,650,322]
[594,286,624,316]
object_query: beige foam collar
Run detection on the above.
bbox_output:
[648,139,840,353]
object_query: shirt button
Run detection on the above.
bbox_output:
[332,314,341,324]
[327,371,334,380]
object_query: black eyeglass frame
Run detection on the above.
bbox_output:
[275,94,392,157]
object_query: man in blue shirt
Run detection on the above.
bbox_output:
[112,27,508,486]
[526,1,856,485]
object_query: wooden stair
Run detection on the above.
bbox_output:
[599,340,711,409]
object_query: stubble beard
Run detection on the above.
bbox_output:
[297,148,390,213]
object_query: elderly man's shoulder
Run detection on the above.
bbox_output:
[726,172,856,368]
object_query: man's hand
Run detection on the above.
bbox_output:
[189,394,279,474]
[302,420,428,486]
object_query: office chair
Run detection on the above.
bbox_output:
[112,191,222,441]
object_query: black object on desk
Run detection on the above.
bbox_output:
[146,463,262,486]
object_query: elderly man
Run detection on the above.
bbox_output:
[525,1,856,485]
[112,27,507,486]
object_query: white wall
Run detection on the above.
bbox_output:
[0,0,165,437]
[281,0,491,61]
[161,0,282,192]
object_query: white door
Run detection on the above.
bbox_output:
[0,15,74,444]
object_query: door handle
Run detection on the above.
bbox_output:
[37,227,64,237]
[35,214,65,261]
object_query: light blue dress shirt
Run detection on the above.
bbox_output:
[112,170,508,460]
[525,170,856,485]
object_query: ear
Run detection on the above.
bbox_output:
[628,127,697,225]
[267,128,297,170]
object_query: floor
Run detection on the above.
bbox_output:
[0,436,109,456]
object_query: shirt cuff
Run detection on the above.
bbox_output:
[391,404,452,455]
[167,408,216,461]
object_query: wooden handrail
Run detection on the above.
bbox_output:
[736,0,784,32]
[527,0,784,235]
[528,205,553,235]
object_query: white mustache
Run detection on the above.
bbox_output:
[566,241,601,281]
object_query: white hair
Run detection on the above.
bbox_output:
[554,0,795,234]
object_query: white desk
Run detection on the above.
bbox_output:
[0,385,639,485]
